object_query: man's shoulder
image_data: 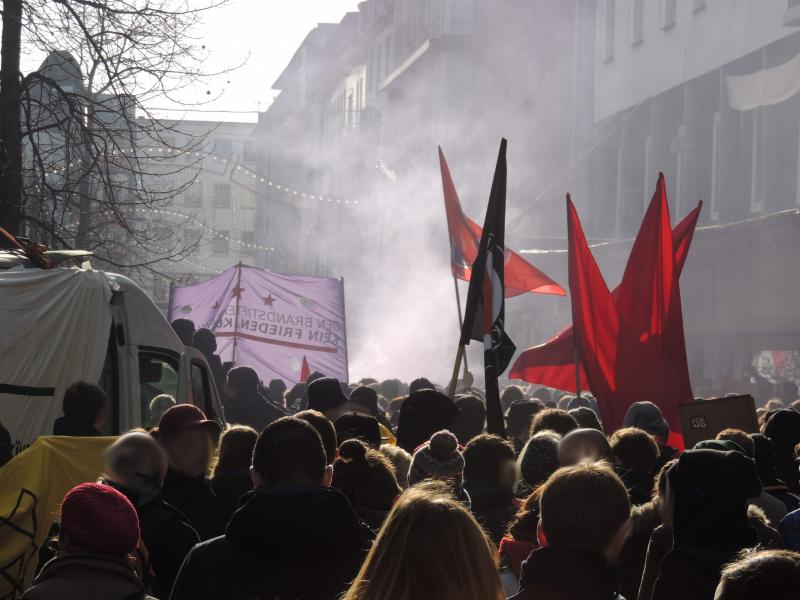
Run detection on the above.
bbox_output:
[188,534,233,563]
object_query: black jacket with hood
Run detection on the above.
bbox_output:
[464,483,517,545]
[651,449,762,600]
[512,546,624,600]
[103,478,200,600]
[161,467,224,542]
[170,484,374,600]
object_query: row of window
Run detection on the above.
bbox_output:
[155,137,257,163]
[211,231,255,255]
[603,0,708,61]
[183,182,255,209]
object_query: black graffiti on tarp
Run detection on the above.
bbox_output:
[0,488,39,599]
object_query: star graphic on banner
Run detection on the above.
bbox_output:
[263,294,275,307]
[231,285,245,299]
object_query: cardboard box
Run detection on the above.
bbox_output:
[679,395,758,449]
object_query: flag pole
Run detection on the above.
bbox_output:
[448,344,465,399]
[231,262,243,366]
[340,277,350,384]
[452,275,470,376]
[574,342,581,400]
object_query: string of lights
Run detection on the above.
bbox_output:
[41,146,361,206]
[152,207,277,253]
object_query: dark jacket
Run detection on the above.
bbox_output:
[618,501,660,600]
[652,545,745,600]
[615,467,654,507]
[464,483,517,545]
[52,416,101,437]
[223,391,285,432]
[513,546,623,600]
[23,553,157,600]
[211,466,253,527]
[203,352,227,398]
[161,467,223,541]
[650,449,762,600]
[104,479,200,600]
[764,409,800,494]
[170,484,374,600]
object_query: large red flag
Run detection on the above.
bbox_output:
[438,147,565,297]
[510,191,702,400]
[615,174,694,428]
[566,195,621,423]
[568,195,685,432]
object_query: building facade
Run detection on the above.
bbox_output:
[568,0,800,239]
[137,119,261,308]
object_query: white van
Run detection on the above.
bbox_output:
[0,250,225,454]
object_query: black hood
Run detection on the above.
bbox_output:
[670,449,761,548]
[225,484,372,561]
[622,401,669,440]
[465,483,515,511]
[515,546,619,600]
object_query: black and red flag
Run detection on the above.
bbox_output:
[459,139,515,437]
[438,146,564,297]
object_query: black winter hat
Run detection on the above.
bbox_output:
[396,389,460,453]
[349,386,379,416]
[335,413,381,449]
[669,449,762,548]
[307,377,349,414]
[507,399,543,437]
[622,401,670,441]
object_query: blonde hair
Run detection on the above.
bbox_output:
[342,482,504,600]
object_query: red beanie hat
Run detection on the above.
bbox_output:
[60,482,140,556]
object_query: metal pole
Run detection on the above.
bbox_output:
[231,262,243,365]
[340,277,350,383]
[574,344,582,400]
[448,344,465,399]
[452,275,470,376]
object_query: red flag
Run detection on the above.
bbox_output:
[300,356,310,383]
[566,196,621,419]
[438,147,565,297]
[510,193,702,398]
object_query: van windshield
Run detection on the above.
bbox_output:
[139,352,179,428]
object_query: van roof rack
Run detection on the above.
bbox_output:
[0,227,94,269]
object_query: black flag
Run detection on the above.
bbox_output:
[459,138,516,437]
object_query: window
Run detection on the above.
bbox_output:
[643,136,653,210]
[190,363,209,415]
[661,0,677,30]
[632,0,644,46]
[710,112,721,221]
[243,140,258,164]
[184,227,201,244]
[213,183,231,208]
[750,110,763,213]
[139,352,179,428]
[214,138,233,158]
[184,182,202,207]
[240,190,256,209]
[240,230,255,253]
[602,0,616,61]
[213,231,229,255]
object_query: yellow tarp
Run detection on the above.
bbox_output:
[0,436,116,599]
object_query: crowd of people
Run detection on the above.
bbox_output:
[4,320,800,599]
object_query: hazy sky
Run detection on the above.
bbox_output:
[155,0,364,123]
